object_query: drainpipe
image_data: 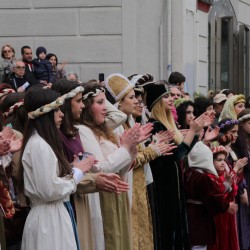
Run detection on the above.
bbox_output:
[160,0,172,80]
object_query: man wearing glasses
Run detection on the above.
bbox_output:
[5,61,37,92]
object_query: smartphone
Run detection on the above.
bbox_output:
[98,73,105,82]
[78,152,93,161]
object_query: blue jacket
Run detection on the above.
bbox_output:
[33,58,54,83]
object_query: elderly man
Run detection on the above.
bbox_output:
[5,61,37,92]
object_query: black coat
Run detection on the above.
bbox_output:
[5,73,38,91]
[148,118,196,250]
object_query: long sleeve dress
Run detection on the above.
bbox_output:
[207,170,239,250]
[147,118,197,250]
[21,132,78,250]
[77,124,134,250]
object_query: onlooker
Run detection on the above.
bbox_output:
[67,72,82,84]
[194,96,214,118]
[33,46,54,86]
[168,71,186,96]
[213,93,227,125]
[219,94,245,121]
[5,61,37,92]
[220,89,235,98]
[46,53,66,82]
[170,86,182,101]
[21,46,39,86]
[0,44,16,82]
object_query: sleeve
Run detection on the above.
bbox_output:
[132,144,160,169]
[45,60,54,83]
[105,100,127,129]
[76,173,97,194]
[78,125,133,174]
[200,176,229,215]
[22,137,77,202]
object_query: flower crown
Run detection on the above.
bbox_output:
[3,100,24,118]
[219,119,238,129]
[211,145,227,156]
[82,87,105,100]
[238,114,250,123]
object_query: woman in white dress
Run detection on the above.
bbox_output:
[21,86,95,250]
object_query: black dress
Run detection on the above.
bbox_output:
[148,118,196,250]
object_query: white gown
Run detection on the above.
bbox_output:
[76,124,134,250]
[21,132,77,250]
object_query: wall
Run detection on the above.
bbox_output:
[0,0,123,81]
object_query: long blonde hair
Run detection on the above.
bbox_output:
[151,99,183,145]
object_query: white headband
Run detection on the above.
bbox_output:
[82,87,105,100]
[238,114,250,122]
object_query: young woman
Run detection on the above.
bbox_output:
[45,53,66,82]
[0,92,29,249]
[105,74,176,250]
[21,87,95,250]
[174,99,195,129]
[0,92,27,133]
[145,83,207,250]
[52,79,130,250]
[78,83,143,250]
[233,109,250,250]
[194,96,214,118]
[219,94,245,121]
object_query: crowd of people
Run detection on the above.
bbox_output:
[0,43,249,250]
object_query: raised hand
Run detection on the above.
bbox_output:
[227,202,238,215]
[153,142,177,156]
[138,123,153,143]
[120,126,140,152]
[203,111,215,127]
[189,114,206,134]
[224,172,234,186]
[9,138,22,154]
[153,130,175,144]
[0,139,11,156]
[203,126,220,144]
[95,173,129,193]
[234,157,248,173]
[73,155,96,173]
[0,126,15,140]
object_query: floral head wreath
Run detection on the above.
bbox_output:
[238,114,250,123]
[60,86,84,101]
[211,145,228,157]
[219,119,238,129]
[0,88,15,99]
[28,97,65,120]
[3,100,24,118]
[82,87,105,100]
[28,86,84,119]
